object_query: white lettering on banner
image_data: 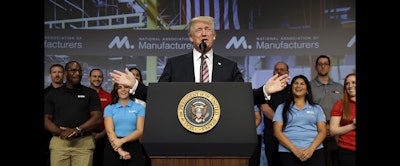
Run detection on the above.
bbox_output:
[225,36,251,49]
[138,42,193,49]
[256,41,319,49]
[44,28,355,55]
[44,40,82,49]
[108,36,134,49]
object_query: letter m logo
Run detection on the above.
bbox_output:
[225,36,248,49]
[108,36,132,49]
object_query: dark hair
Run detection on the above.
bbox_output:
[110,83,120,104]
[110,83,134,104]
[315,55,331,66]
[128,67,143,83]
[281,75,315,130]
[64,61,80,70]
[49,64,64,73]
[89,68,103,76]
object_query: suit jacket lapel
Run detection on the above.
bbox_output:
[184,53,195,82]
[212,54,222,82]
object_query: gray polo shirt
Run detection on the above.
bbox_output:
[310,77,343,121]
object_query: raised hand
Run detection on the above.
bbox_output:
[263,73,290,95]
[110,68,137,88]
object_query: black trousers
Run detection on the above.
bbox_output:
[280,148,325,166]
[93,136,107,166]
[103,140,144,166]
[323,136,339,166]
[337,147,355,166]
[264,134,283,166]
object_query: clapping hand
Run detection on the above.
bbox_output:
[264,74,290,95]
[110,68,137,88]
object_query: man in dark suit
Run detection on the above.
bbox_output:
[110,16,289,104]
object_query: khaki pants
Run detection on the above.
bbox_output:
[49,135,95,166]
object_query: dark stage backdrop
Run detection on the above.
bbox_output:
[44,0,355,93]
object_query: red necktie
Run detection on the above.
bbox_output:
[202,55,209,83]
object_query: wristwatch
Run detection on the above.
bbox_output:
[75,126,83,135]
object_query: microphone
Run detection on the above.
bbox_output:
[199,39,207,53]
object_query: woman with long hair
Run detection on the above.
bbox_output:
[103,83,145,166]
[329,73,356,166]
[273,75,327,166]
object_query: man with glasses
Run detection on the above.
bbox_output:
[310,55,343,166]
[45,61,102,166]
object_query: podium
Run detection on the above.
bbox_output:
[142,82,257,166]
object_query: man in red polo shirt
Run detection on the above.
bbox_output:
[89,68,112,166]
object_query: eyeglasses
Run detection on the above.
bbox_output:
[66,69,82,73]
[317,63,330,67]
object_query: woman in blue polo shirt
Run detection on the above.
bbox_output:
[103,83,146,166]
[273,75,327,166]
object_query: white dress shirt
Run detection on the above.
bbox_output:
[193,48,213,83]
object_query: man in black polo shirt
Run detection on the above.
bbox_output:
[45,61,102,166]
[259,61,290,166]
[44,63,64,166]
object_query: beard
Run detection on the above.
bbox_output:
[69,77,82,87]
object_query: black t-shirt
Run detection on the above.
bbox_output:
[44,84,101,127]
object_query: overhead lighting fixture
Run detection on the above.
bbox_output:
[108,57,123,60]
[126,64,137,67]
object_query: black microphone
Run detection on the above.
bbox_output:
[199,39,207,53]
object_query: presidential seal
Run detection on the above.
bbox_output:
[177,90,221,133]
